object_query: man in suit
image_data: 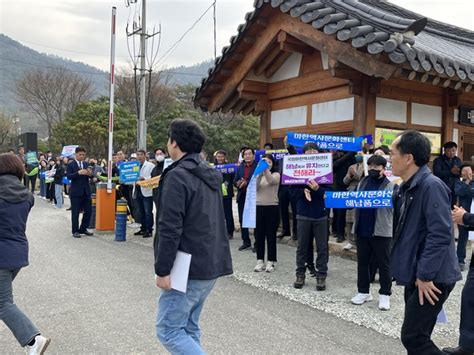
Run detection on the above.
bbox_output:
[67,147,94,238]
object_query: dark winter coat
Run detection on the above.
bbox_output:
[153,153,233,280]
[233,161,257,203]
[0,174,34,270]
[290,184,332,220]
[433,154,462,193]
[392,165,462,286]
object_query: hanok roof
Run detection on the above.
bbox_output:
[194,0,474,113]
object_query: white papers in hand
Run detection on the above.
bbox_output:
[170,251,192,293]
[436,307,448,324]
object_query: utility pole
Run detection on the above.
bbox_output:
[138,0,147,150]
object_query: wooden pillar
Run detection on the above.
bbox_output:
[259,108,271,148]
[366,79,378,139]
[442,89,455,145]
[352,76,370,136]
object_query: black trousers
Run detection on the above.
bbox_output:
[70,195,92,234]
[401,283,455,354]
[223,198,235,237]
[356,236,392,295]
[237,200,250,245]
[46,183,56,203]
[255,205,279,262]
[333,208,347,238]
[121,185,137,220]
[25,175,37,193]
[296,218,328,277]
[278,187,297,236]
[459,264,474,352]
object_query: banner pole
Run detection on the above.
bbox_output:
[107,7,117,194]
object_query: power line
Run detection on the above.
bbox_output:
[156,1,215,68]
[0,57,208,78]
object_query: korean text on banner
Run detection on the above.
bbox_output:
[242,160,270,229]
[325,190,393,209]
[61,145,79,157]
[119,161,140,184]
[213,163,237,174]
[286,132,365,152]
[255,148,303,162]
[281,153,333,185]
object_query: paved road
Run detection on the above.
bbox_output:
[1,198,461,354]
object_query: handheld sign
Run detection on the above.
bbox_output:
[26,151,38,165]
[213,163,237,174]
[281,153,333,185]
[119,161,140,184]
[61,145,79,157]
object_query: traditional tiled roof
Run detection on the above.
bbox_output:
[195,0,474,108]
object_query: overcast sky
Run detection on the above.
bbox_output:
[1,0,473,73]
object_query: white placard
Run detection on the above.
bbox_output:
[169,251,192,293]
[281,153,333,185]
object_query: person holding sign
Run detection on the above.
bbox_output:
[390,131,461,354]
[350,155,394,311]
[254,154,280,273]
[444,207,474,355]
[291,143,331,291]
[454,164,474,272]
[234,148,257,251]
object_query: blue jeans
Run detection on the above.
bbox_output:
[457,226,469,264]
[135,191,154,233]
[55,183,64,208]
[156,279,217,355]
[0,269,39,347]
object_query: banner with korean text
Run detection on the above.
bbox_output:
[325,190,393,209]
[281,153,333,185]
[286,132,366,152]
[255,148,304,162]
[213,163,237,174]
[242,159,270,228]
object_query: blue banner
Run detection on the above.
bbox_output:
[255,148,304,162]
[119,161,141,184]
[213,163,237,174]
[242,160,269,228]
[361,134,374,145]
[325,190,393,209]
[287,132,364,152]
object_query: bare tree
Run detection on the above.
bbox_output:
[15,68,95,147]
[0,112,13,147]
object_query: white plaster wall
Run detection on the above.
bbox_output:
[453,128,459,146]
[312,97,354,124]
[454,108,459,123]
[271,106,307,129]
[269,53,302,83]
[412,103,442,127]
[375,98,407,123]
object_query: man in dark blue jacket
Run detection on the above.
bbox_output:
[291,143,331,291]
[154,119,232,354]
[391,130,462,354]
[66,147,93,238]
[433,141,463,207]
[454,164,474,272]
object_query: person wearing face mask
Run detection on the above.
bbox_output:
[254,154,280,273]
[351,155,394,311]
[151,148,167,210]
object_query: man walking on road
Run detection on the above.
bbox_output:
[66,147,94,239]
[390,130,462,354]
[154,119,233,354]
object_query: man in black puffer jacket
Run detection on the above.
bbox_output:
[154,119,233,354]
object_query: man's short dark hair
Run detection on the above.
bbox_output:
[137,149,147,155]
[0,153,25,180]
[242,147,255,156]
[372,145,390,155]
[75,147,86,154]
[168,119,206,154]
[367,155,387,168]
[155,148,166,154]
[396,130,431,167]
[303,142,319,152]
[443,141,457,150]
[264,143,274,150]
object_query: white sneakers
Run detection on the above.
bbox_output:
[254,260,265,272]
[265,261,274,273]
[351,293,373,305]
[26,335,50,355]
[351,293,390,311]
[254,260,275,273]
[378,295,390,311]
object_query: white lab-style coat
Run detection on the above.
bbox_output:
[133,160,155,198]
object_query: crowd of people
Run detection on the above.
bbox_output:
[1,124,473,354]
